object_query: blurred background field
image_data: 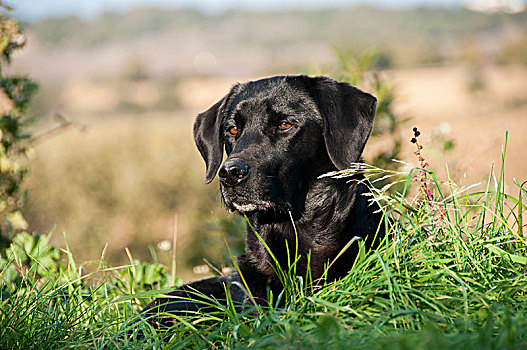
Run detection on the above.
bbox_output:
[7,0,527,280]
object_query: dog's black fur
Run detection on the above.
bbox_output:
[138,75,385,327]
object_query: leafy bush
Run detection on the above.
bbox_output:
[0,4,38,252]
[498,34,527,66]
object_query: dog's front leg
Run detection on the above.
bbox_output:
[136,272,248,328]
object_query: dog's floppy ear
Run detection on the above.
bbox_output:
[306,76,377,170]
[193,84,241,184]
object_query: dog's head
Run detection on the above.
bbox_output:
[193,75,377,215]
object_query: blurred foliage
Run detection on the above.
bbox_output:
[0,4,38,253]
[27,72,182,117]
[497,34,527,66]
[460,37,487,93]
[26,6,527,68]
[120,57,149,81]
[427,125,456,154]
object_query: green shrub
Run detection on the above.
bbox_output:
[0,4,38,252]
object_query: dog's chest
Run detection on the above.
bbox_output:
[245,219,341,280]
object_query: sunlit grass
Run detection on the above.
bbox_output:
[2,136,527,349]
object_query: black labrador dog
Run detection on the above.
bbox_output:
[137,75,385,327]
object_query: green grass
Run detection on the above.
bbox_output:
[2,140,527,349]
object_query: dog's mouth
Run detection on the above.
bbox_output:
[227,199,276,214]
[220,178,294,216]
[221,190,279,214]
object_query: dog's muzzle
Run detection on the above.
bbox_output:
[219,159,250,187]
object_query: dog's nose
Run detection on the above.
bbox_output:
[219,159,250,187]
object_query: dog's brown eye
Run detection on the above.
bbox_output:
[279,122,293,130]
[227,126,238,135]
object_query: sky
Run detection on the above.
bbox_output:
[11,0,466,21]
